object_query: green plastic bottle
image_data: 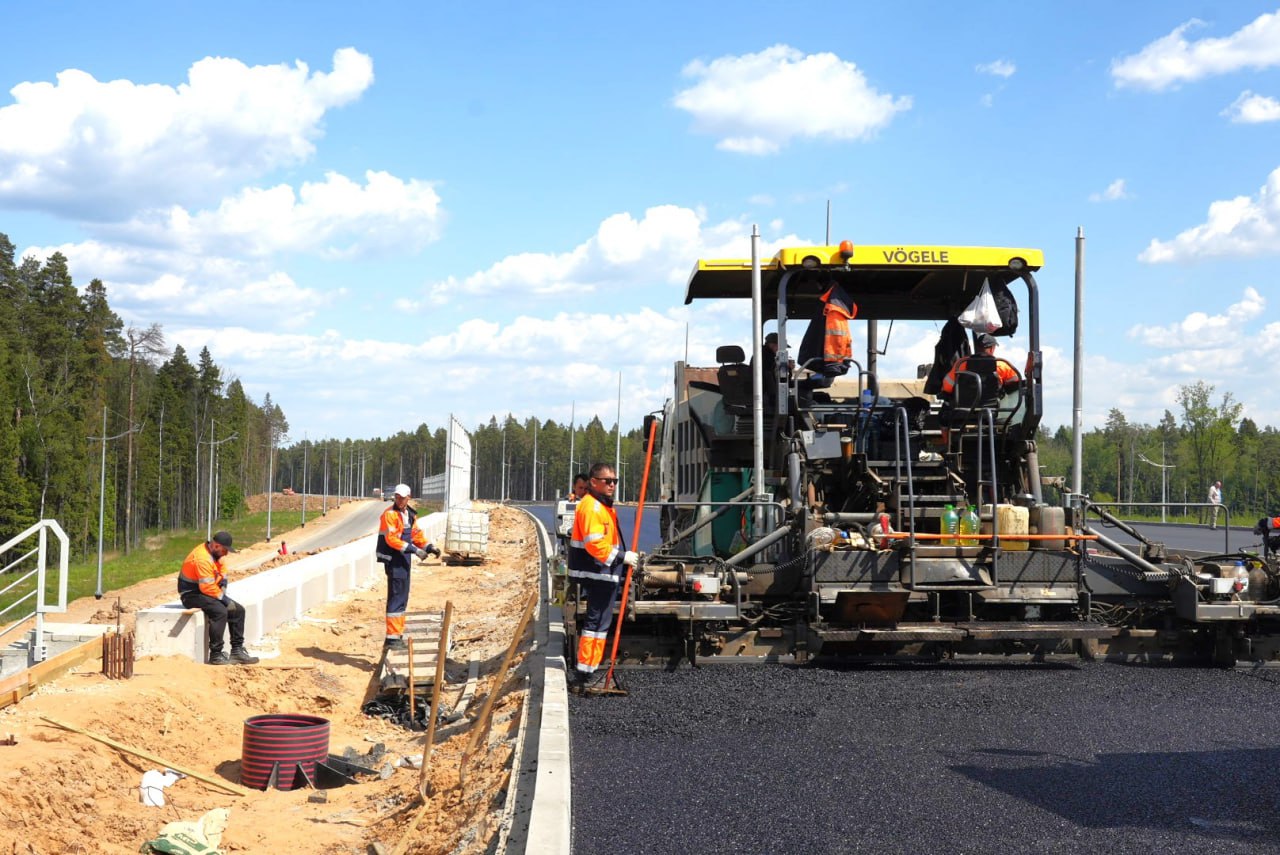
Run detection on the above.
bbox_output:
[942,504,959,546]
[960,505,980,546]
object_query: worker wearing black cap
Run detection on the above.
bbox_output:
[940,332,1019,397]
[178,530,258,665]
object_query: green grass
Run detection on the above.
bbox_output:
[2,511,284,617]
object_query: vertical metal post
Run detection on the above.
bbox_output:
[567,401,575,495]
[302,433,308,527]
[157,401,164,528]
[615,372,622,486]
[207,417,216,541]
[749,225,765,537]
[96,406,107,598]
[1161,440,1167,523]
[266,439,274,540]
[1072,227,1085,501]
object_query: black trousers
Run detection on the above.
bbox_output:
[180,591,246,654]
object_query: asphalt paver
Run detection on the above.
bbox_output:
[570,661,1280,854]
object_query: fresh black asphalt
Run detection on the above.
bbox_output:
[569,662,1280,854]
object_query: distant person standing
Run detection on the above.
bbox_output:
[566,463,638,691]
[374,484,440,650]
[178,531,258,665]
[1208,481,1223,530]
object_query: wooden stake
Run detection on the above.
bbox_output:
[407,637,416,725]
[40,716,253,797]
[418,600,452,800]
[460,591,537,785]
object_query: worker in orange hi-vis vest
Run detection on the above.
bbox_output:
[178,530,258,665]
[566,463,638,692]
[374,484,440,649]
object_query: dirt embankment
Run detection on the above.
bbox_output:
[0,504,541,854]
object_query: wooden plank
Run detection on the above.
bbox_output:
[0,637,104,712]
[29,637,103,681]
[453,657,480,718]
[41,716,254,797]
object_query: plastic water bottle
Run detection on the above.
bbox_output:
[861,388,875,410]
[959,505,980,546]
[942,504,959,546]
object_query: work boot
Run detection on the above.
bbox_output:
[230,647,259,665]
[384,637,407,651]
[208,651,231,665]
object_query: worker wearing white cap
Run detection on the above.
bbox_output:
[374,484,440,649]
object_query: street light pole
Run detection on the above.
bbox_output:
[90,406,137,599]
[266,436,275,540]
[202,419,239,542]
[301,433,308,527]
[1138,444,1176,523]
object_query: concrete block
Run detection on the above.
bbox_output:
[298,565,329,613]
[239,598,265,647]
[136,605,207,662]
[261,587,298,635]
[39,623,113,643]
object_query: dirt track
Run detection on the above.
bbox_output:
[0,502,539,854]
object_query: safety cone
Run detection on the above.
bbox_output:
[279,541,288,555]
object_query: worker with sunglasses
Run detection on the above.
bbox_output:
[566,462,638,691]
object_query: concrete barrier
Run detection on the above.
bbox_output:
[500,508,572,854]
[136,535,379,660]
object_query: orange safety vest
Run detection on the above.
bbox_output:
[567,493,624,583]
[178,542,226,599]
[820,286,857,364]
[378,504,427,554]
[941,354,1019,395]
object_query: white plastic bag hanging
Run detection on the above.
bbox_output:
[958,279,1001,333]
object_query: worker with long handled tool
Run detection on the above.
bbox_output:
[566,463,637,694]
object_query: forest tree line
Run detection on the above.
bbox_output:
[4,228,1278,563]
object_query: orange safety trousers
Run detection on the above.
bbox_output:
[575,576,621,675]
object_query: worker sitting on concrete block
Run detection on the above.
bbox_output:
[178,531,258,665]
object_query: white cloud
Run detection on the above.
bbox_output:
[104,170,443,258]
[673,45,911,155]
[1139,166,1280,262]
[1222,90,1280,123]
[0,48,374,218]
[1112,10,1280,91]
[1089,179,1131,202]
[1126,287,1265,347]
[172,304,740,435]
[420,205,805,307]
[976,59,1016,78]
[20,239,336,329]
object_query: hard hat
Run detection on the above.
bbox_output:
[393,483,412,498]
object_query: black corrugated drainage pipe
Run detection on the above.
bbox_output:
[241,714,331,791]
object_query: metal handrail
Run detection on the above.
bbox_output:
[891,405,917,551]
[0,520,70,662]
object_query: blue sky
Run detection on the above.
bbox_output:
[2,1,1278,442]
